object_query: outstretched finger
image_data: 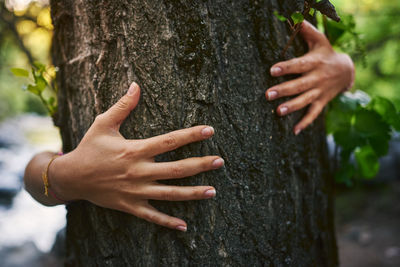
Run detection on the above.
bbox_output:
[100,82,141,129]
[142,156,224,180]
[270,54,318,77]
[140,125,215,157]
[294,100,325,135]
[129,202,188,231]
[266,74,318,100]
[145,184,217,201]
[276,88,321,116]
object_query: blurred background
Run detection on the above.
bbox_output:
[0,0,399,266]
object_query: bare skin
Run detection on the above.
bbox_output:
[266,21,355,135]
[24,82,224,232]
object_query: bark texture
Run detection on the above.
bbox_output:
[51,0,337,266]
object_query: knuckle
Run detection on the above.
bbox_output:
[305,93,315,103]
[194,188,204,198]
[126,142,146,158]
[310,90,320,101]
[314,56,322,66]
[321,70,332,80]
[116,97,130,111]
[190,128,200,140]
[202,158,212,170]
[144,212,158,223]
[163,134,178,150]
[298,79,308,90]
[170,164,184,177]
[166,221,176,229]
[162,189,175,201]
[134,142,147,156]
[121,147,135,159]
[299,58,307,66]
[125,166,140,179]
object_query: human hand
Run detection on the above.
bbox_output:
[266,20,355,135]
[50,82,224,231]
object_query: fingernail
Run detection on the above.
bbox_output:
[295,128,302,135]
[267,90,278,100]
[127,82,138,96]
[212,158,224,168]
[201,126,214,137]
[271,67,282,76]
[176,225,187,232]
[279,106,288,115]
[204,189,216,198]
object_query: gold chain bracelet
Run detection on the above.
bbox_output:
[42,154,61,197]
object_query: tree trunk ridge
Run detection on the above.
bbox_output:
[50,0,337,266]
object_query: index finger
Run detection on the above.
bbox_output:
[139,125,215,157]
[270,54,317,77]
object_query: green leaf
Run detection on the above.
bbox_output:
[34,76,48,92]
[337,93,362,111]
[326,95,360,134]
[354,109,391,138]
[353,109,391,156]
[367,96,400,131]
[10,68,29,77]
[291,12,304,25]
[324,19,347,45]
[368,135,389,157]
[27,84,40,95]
[355,145,380,179]
[274,11,287,22]
[33,61,46,72]
[333,129,364,151]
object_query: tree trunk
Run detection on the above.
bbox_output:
[50,0,337,266]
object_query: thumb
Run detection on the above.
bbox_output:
[102,82,141,129]
[300,20,329,49]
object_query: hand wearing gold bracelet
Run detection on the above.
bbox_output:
[24,82,224,232]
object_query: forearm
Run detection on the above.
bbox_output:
[23,151,66,206]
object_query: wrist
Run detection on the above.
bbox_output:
[48,152,79,203]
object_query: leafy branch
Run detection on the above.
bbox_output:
[327,92,400,185]
[11,62,58,116]
[275,0,340,56]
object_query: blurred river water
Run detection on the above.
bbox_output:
[0,114,66,254]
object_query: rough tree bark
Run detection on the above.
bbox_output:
[50,0,337,266]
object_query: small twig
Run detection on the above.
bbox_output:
[286,19,294,31]
[281,23,302,57]
[281,3,311,57]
